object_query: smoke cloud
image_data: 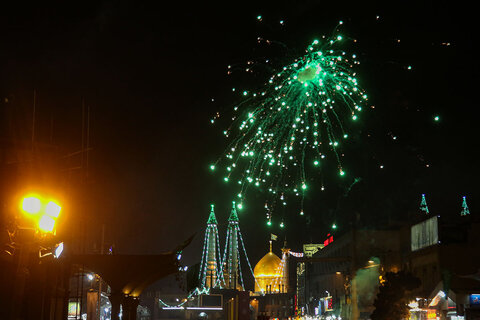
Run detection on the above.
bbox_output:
[354,257,380,309]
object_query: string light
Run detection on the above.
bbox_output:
[288,251,304,258]
[420,194,429,215]
[158,287,210,308]
[460,196,470,216]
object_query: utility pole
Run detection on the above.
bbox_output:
[31,89,36,149]
[11,230,35,320]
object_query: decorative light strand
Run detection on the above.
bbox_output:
[238,227,263,293]
[158,287,210,308]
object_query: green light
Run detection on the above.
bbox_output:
[300,210,304,216]
[213,28,368,220]
[200,204,223,289]
[434,115,440,121]
[332,223,337,229]
[267,220,272,226]
[461,196,470,216]
[237,203,243,210]
[210,165,215,171]
[280,222,284,228]
[224,177,229,182]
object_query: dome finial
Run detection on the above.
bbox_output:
[269,240,272,252]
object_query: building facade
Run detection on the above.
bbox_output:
[407,214,480,319]
[299,228,407,319]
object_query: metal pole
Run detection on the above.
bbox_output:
[11,241,31,320]
[32,89,36,148]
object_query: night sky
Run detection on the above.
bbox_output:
[1,1,477,273]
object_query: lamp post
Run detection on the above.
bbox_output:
[20,194,62,234]
[10,193,63,320]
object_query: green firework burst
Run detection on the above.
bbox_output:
[211,28,368,220]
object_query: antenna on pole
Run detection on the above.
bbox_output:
[31,89,36,149]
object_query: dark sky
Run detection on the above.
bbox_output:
[1,0,477,272]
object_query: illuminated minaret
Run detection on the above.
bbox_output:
[281,239,290,293]
[199,204,223,288]
[225,201,241,290]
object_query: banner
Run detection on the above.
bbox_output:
[411,216,439,251]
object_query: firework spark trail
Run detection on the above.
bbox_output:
[211,23,368,223]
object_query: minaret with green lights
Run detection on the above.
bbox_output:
[225,201,240,289]
[199,204,224,289]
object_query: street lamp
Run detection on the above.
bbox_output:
[16,193,65,259]
[9,192,65,319]
[20,194,62,233]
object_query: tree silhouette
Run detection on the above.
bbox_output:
[371,271,421,320]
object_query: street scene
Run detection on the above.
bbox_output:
[0,1,478,320]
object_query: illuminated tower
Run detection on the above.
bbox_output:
[217,201,259,291]
[461,196,470,216]
[281,240,290,293]
[224,201,242,290]
[199,204,224,289]
[419,194,429,215]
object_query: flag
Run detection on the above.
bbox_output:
[271,233,278,241]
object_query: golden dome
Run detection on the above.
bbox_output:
[254,252,282,278]
[254,250,285,293]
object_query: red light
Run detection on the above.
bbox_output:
[324,297,333,311]
[323,234,334,246]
